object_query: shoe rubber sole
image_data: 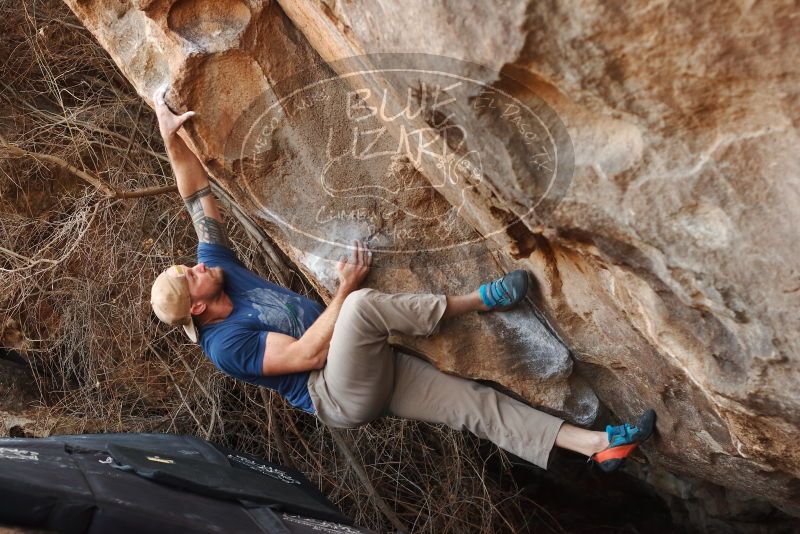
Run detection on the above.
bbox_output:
[592,409,656,473]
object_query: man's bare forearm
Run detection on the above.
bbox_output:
[163,134,209,198]
[160,125,227,245]
[294,290,349,367]
[262,242,370,375]
[295,241,371,367]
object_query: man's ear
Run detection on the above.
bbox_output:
[190,301,206,316]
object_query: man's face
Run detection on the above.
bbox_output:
[169,263,224,310]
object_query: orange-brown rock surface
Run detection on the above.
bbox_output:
[64,0,800,521]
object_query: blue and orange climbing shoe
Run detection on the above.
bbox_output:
[478,270,529,310]
[591,409,656,473]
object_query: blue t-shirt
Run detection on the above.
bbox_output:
[196,243,323,413]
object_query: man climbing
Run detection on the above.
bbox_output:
[149,86,655,473]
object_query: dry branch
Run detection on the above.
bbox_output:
[329,428,408,533]
[210,182,293,287]
[1,143,176,199]
[258,389,297,470]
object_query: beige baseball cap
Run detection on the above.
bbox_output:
[150,265,198,342]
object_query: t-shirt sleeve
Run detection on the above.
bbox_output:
[197,242,242,268]
[205,328,267,380]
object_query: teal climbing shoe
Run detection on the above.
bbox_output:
[478,270,529,310]
[591,409,656,473]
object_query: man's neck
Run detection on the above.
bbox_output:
[196,291,234,326]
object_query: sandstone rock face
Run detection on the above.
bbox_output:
[65,0,800,519]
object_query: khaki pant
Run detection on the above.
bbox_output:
[307,289,564,469]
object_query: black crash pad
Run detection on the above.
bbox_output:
[0,433,371,534]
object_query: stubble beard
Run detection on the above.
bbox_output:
[212,267,225,296]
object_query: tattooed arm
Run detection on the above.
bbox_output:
[182,185,228,245]
[154,86,227,245]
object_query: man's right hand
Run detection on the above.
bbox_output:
[336,240,371,294]
[154,85,195,140]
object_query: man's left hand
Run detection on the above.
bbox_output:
[336,240,371,294]
[154,85,195,140]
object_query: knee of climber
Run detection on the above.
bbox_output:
[341,288,375,320]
